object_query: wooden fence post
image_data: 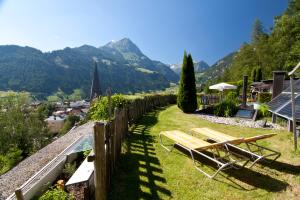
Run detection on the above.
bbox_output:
[15,188,24,200]
[105,123,111,190]
[107,88,112,121]
[93,122,106,200]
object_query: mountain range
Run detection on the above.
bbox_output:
[0,38,179,98]
[170,60,210,75]
[169,53,236,86]
[194,52,236,85]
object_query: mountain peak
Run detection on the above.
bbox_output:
[170,60,210,75]
[194,60,209,72]
[104,38,143,55]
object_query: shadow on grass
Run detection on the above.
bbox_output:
[109,109,172,200]
[173,145,289,192]
[261,159,300,175]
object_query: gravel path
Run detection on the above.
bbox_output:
[193,113,285,130]
[0,122,94,199]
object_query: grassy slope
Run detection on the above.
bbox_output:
[109,105,300,200]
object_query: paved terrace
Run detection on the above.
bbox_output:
[0,122,94,199]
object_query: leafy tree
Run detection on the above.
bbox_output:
[68,89,85,101]
[177,52,197,113]
[37,103,55,119]
[0,92,48,156]
[47,95,60,102]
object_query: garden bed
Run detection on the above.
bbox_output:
[193,113,285,130]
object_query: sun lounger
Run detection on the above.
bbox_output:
[159,130,242,179]
[191,128,281,168]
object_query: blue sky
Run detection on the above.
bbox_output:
[0,0,288,65]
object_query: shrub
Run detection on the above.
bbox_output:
[214,99,238,117]
[88,93,176,121]
[197,93,204,106]
[83,149,92,158]
[88,94,129,121]
[225,91,238,102]
[258,103,270,117]
[63,162,76,179]
[0,147,22,175]
[59,115,80,135]
[39,187,73,200]
[177,52,197,113]
[258,92,272,103]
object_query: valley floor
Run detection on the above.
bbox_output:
[109,105,300,200]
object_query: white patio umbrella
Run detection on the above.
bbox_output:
[209,82,237,91]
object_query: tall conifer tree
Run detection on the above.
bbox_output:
[177,52,197,113]
[251,68,257,82]
[256,67,263,81]
[252,19,265,44]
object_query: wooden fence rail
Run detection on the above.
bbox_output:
[198,95,220,105]
[90,94,176,200]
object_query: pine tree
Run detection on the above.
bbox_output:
[251,68,257,82]
[177,52,197,113]
[252,19,265,44]
[285,0,300,16]
[256,67,263,81]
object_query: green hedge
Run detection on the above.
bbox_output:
[258,92,272,103]
[88,93,176,121]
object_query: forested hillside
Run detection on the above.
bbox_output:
[195,52,236,85]
[0,38,178,98]
[222,0,300,81]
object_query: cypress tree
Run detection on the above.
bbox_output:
[256,67,263,81]
[251,68,257,82]
[177,52,197,113]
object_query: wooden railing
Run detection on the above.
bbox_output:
[89,94,176,200]
[198,95,220,105]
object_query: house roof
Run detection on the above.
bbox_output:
[45,115,65,121]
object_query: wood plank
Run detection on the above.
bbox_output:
[243,133,277,143]
[192,128,238,141]
[93,122,106,200]
[160,130,224,150]
[105,123,111,189]
[192,127,276,144]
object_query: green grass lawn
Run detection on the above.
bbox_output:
[109,105,300,200]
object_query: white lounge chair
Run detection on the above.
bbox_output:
[159,130,243,179]
[191,128,281,168]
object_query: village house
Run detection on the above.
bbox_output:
[45,115,65,133]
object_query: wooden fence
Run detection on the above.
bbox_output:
[89,94,176,200]
[198,95,220,105]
